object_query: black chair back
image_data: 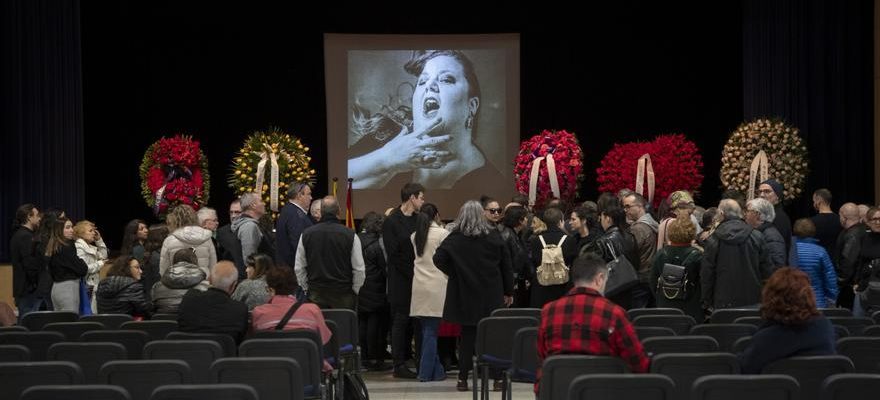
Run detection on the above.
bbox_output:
[80,314,134,329]
[651,353,740,400]
[568,374,675,400]
[636,326,677,340]
[0,325,29,333]
[99,360,191,400]
[120,320,178,342]
[692,374,799,400]
[633,315,697,336]
[862,325,880,337]
[491,308,542,320]
[689,324,757,352]
[47,342,128,383]
[0,331,65,360]
[0,361,83,399]
[43,321,105,340]
[642,336,719,355]
[210,357,305,400]
[820,373,880,400]
[709,309,761,324]
[150,313,178,321]
[239,338,323,399]
[81,330,150,359]
[763,356,855,400]
[21,384,131,400]
[538,355,627,400]
[166,331,237,357]
[150,384,258,400]
[627,308,685,320]
[836,337,880,373]
[144,340,222,384]
[0,344,30,361]
[21,311,78,331]
[509,327,538,382]
[818,308,853,317]
[732,336,752,353]
[732,316,764,327]
[827,317,874,336]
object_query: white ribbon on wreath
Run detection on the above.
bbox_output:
[253,143,283,212]
[747,150,770,201]
[635,153,655,206]
[528,154,561,208]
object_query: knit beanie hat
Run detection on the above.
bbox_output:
[761,179,784,199]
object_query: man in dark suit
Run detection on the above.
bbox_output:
[275,181,313,270]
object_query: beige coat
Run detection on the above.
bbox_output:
[159,226,217,285]
[76,238,108,313]
[410,223,450,318]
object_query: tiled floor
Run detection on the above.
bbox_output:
[362,370,536,400]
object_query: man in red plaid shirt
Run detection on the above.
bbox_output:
[535,253,650,394]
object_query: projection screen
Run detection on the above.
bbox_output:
[325,34,520,217]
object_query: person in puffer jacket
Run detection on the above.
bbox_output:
[159,205,217,285]
[97,256,153,318]
[152,248,209,314]
[792,218,839,308]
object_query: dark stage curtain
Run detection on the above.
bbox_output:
[743,0,874,217]
[0,0,85,261]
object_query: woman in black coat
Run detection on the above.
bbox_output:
[97,256,154,318]
[433,200,514,391]
[357,212,391,370]
[582,204,640,310]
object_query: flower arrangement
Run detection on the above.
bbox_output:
[721,118,809,201]
[514,129,584,209]
[139,135,210,218]
[596,134,704,209]
[228,128,315,216]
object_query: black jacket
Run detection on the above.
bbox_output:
[773,204,793,261]
[382,208,418,311]
[178,287,249,344]
[500,225,530,281]
[48,242,88,282]
[275,202,313,269]
[738,316,835,374]
[701,218,773,309]
[301,218,357,292]
[216,224,245,279]
[10,226,37,297]
[834,223,866,284]
[528,226,578,307]
[756,222,787,268]
[96,276,154,318]
[434,229,513,326]
[357,231,387,312]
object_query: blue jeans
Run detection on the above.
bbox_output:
[417,317,446,381]
[15,293,51,324]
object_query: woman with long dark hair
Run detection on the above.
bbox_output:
[44,217,88,312]
[410,203,450,382]
[433,200,513,390]
[140,224,169,302]
[232,253,273,310]
[97,256,153,318]
[120,219,148,263]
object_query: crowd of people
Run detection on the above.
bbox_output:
[7,178,880,393]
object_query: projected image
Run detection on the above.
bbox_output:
[347,49,506,190]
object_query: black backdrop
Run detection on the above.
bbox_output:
[1,0,873,259]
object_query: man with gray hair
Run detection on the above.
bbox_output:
[177,261,249,343]
[835,202,866,309]
[701,199,773,310]
[295,196,365,310]
[275,181,313,269]
[745,198,786,268]
[232,192,273,262]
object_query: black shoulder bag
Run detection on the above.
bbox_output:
[275,299,307,330]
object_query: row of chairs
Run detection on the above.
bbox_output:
[538,354,878,400]
[633,316,880,339]
[626,307,875,322]
[18,384,258,400]
[0,358,309,400]
[562,373,880,400]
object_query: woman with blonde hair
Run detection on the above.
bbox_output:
[651,214,703,321]
[74,220,109,313]
[159,205,216,284]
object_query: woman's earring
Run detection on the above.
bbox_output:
[465,116,473,130]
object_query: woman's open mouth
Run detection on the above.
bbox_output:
[423,97,440,118]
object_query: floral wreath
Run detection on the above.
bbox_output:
[514,129,584,210]
[140,135,210,218]
[596,134,703,209]
[228,128,315,216]
[721,118,809,201]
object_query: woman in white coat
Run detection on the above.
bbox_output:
[74,220,109,313]
[159,205,217,285]
[410,203,450,382]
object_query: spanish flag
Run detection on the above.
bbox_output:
[345,178,355,229]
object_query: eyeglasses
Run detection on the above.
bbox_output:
[485,208,502,215]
